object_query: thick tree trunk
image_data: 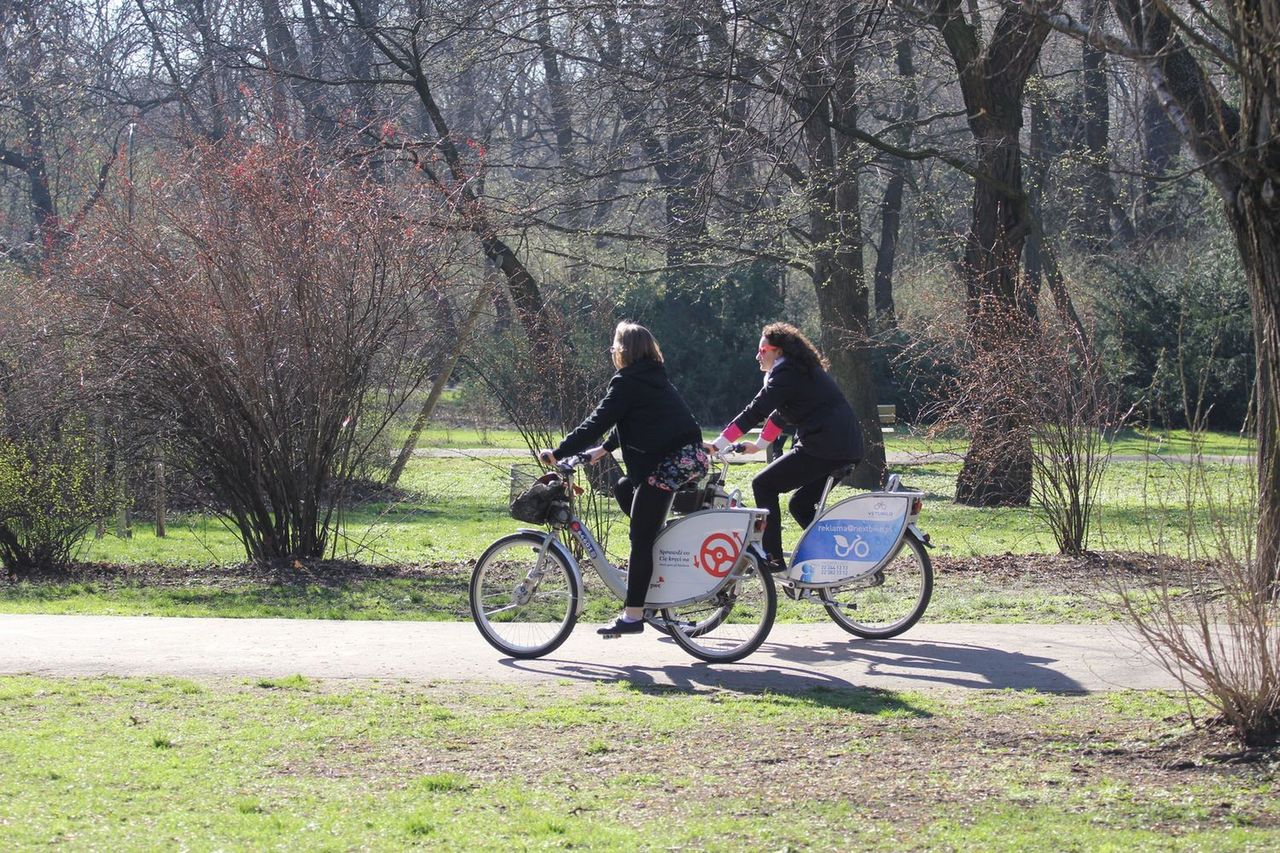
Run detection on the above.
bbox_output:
[953,133,1036,507]
[930,1,1050,507]
[801,6,885,490]
[1231,195,1280,593]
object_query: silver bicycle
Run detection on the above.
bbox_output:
[470,453,776,663]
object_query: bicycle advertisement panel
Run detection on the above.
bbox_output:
[789,493,912,586]
[645,509,758,606]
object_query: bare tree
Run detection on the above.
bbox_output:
[66,137,464,564]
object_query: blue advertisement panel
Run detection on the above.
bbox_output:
[789,494,910,584]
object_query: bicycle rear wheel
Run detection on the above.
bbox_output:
[662,559,776,663]
[821,533,932,639]
[470,533,580,658]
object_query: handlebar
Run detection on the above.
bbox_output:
[553,454,586,474]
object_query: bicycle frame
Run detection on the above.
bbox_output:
[517,461,769,612]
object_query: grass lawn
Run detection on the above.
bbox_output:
[0,676,1274,850]
[1,448,1249,622]
[65,453,1252,567]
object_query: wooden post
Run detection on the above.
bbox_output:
[154,445,166,538]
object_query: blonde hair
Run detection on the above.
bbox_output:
[612,321,664,369]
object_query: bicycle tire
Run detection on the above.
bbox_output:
[821,533,932,639]
[470,532,580,658]
[662,558,776,663]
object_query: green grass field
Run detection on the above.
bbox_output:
[0,442,1249,622]
[68,451,1254,568]
[0,676,1273,850]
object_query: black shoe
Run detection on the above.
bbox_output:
[597,617,644,637]
[761,557,787,574]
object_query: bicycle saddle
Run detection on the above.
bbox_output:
[828,464,856,484]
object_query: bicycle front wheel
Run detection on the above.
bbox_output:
[821,533,932,639]
[470,533,580,659]
[662,559,776,663]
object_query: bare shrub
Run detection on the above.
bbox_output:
[1022,319,1128,555]
[466,315,623,557]
[901,292,1122,553]
[0,274,114,575]
[63,137,464,564]
[1113,447,1277,747]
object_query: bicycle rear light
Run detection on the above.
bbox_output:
[911,497,922,515]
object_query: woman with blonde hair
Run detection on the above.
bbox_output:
[540,321,707,636]
[708,322,863,573]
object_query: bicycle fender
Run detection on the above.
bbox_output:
[514,528,586,615]
[907,524,932,548]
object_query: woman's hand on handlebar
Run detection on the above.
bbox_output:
[736,440,763,454]
[704,441,749,458]
[537,449,557,466]
[585,446,609,463]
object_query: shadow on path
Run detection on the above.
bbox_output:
[765,638,1087,692]
[500,634,1086,695]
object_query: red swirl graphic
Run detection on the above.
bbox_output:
[698,533,740,577]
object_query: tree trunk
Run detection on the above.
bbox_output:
[931,1,1050,507]
[872,38,918,335]
[1231,194,1280,593]
[1076,0,1114,249]
[801,6,884,490]
[953,129,1037,506]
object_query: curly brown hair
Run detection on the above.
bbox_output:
[761,322,829,372]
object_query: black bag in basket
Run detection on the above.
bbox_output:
[509,478,566,524]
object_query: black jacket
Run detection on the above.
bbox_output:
[554,358,702,479]
[730,359,864,461]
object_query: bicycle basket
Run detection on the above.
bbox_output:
[508,465,566,524]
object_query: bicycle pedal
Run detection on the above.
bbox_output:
[600,633,621,639]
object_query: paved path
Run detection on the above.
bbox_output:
[0,615,1177,693]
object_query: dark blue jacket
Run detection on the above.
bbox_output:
[730,359,863,461]
[554,358,701,479]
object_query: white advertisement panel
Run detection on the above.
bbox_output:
[788,494,910,585]
[644,509,755,606]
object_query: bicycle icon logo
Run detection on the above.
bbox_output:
[833,534,869,559]
[698,532,740,577]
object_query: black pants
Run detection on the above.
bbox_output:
[614,476,674,608]
[752,448,854,563]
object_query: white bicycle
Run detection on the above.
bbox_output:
[470,453,776,663]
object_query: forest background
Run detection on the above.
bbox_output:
[1,0,1276,569]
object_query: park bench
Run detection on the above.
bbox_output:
[878,403,897,432]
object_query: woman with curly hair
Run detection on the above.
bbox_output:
[707,322,864,573]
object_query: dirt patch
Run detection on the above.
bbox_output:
[5,550,1199,591]
[284,682,1279,834]
[5,558,473,590]
[936,551,1201,585]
